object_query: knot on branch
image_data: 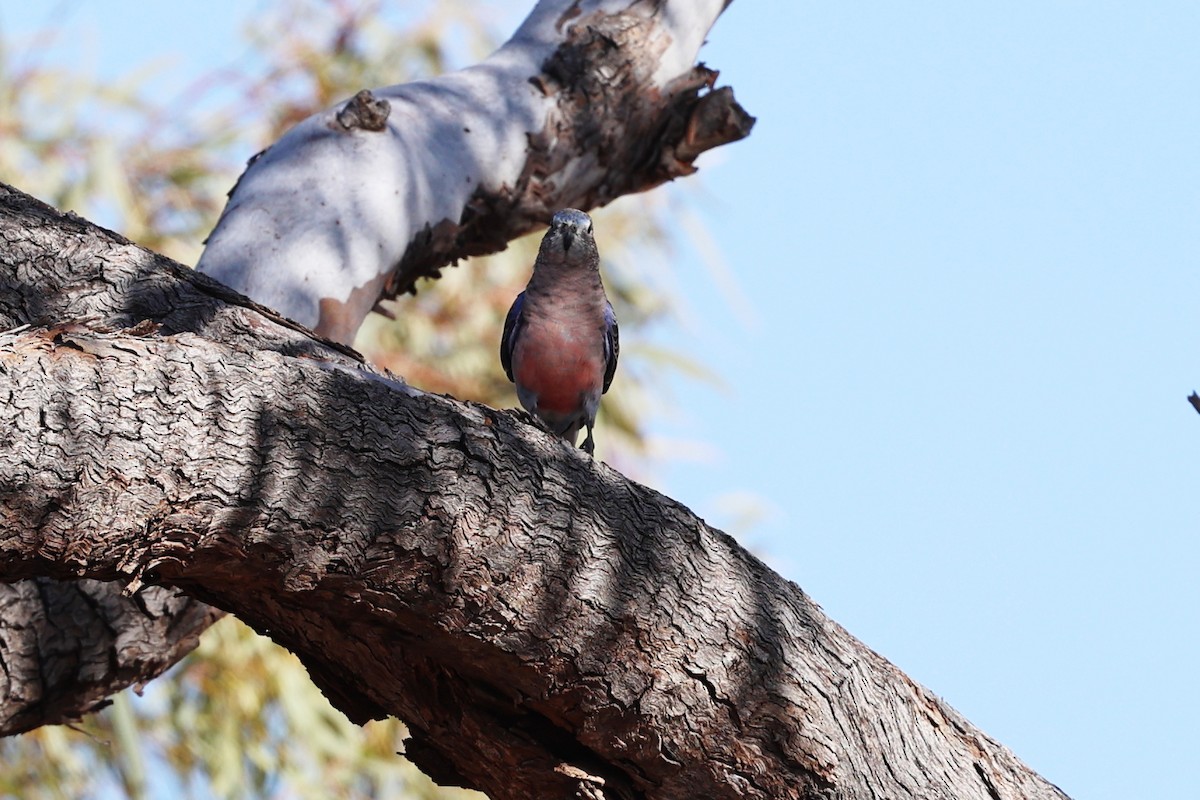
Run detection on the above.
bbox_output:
[336,89,392,133]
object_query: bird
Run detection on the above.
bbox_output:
[500,208,619,455]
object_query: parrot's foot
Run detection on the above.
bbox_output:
[580,427,595,455]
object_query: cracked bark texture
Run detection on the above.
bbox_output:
[0,579,219,735]
[0,185,1071,800]
[0,183,364,734]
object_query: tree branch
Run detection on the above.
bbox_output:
[1,188,1068,798]
[0,182,365,734]
[195,0,754,343]
[0,580,219,735]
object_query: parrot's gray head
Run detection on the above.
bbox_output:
[537,208,598,268]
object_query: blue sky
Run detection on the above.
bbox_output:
[675,8,1198,800]
[3,3,1198,799]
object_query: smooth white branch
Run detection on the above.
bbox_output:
[196,0,749,343]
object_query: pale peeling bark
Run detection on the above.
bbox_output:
[0,188,1070,799]
[196,0,754,343]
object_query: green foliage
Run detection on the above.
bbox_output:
[0,2,716,797]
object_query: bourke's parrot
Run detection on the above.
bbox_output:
[500,209,619,455]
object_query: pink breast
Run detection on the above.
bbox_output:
[516,338,602,414]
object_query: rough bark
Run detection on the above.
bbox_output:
[196,0,754,343]
[0,183,363,733]
[0,188,1070,800]
[0,580,220,735]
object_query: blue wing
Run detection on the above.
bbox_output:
[500,291,526,382]
[602,301,619,393]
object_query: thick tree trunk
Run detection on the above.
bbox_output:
[196,0,754,343]
[0,187,1068,800]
